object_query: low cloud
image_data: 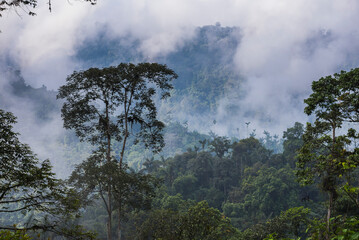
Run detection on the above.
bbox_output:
[1,0,359,169]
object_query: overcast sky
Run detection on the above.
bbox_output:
[2,0,359,88]
[1,0,359,171]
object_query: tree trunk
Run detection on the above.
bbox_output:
[324,123,336,239]
[326,191,333,240]
[117,90,133,239]
[119,90,131,169]
[106,101,113,240]
[117,204,122,240]
[117,135,127,240]
[107,219,112,240]
[107,183,112,240]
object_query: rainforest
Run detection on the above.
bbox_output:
[1,1,359,240]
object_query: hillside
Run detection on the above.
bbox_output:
[75,24,243,121]
[0,67,61,122]
[0,24,247,170]
[0,68,212,170]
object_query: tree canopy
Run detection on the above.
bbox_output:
[0,109,93,238]
[58,62,177,240]
[57,63,177,163]
[297,68,359,236]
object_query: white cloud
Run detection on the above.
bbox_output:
[1,0,359,166]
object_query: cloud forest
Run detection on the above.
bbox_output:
[1,1,359,239]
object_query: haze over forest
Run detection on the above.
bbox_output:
[1,1,359,175]
[0,0,359,177]
[2,1,359,239]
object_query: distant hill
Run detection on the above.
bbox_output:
[0,67,61,122]
[0,24,247,170]
[74,24,243,116]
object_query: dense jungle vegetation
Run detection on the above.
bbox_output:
[1,25,359,240]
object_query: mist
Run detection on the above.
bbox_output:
[1,0,359,174]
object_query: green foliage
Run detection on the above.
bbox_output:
[69,150,159,212]
[141,127,321,236]
[8,27,359,240]
[260,131,283,154]
[332,217,359,240]
[58,63,177,153]
[140,128,320,237]
[56,224,98,240]
[282,122,304,167]
[338,68,359,122]
[240,207,310,240]
[224,165,302,229]
[137,200,238,240]
[181,201,238,240]
[139,208,183,240]
[159,193,194,212]
[331,184,359,217]
[232,137,272,174]
[58,62,177,239]
[307,216,359,240]
[297,69,359,231]
[0,109,80,233]
[209,136,231,158]
[0,109,95,238]
[0,230,32,240]
[69,159,159,239]
[187,152,213,188]
[172,174,198,199]
[136,122,209,170]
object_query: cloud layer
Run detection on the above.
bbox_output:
[1,0,359,167]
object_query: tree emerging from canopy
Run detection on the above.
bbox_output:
[58,63,177,166]
[57,62,177,240]
[296,68,359,237]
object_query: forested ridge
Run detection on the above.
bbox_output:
[75,24,243,120]
[1,25,359,240]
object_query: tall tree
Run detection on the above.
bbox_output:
[57,62,177,240]
[209,136,231,158]
[297,70,359,237]
[138,201,238,240]
[338,68,359,122]
[232,137,271,178]
[68,151,159,239]
[282,122,304,167]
